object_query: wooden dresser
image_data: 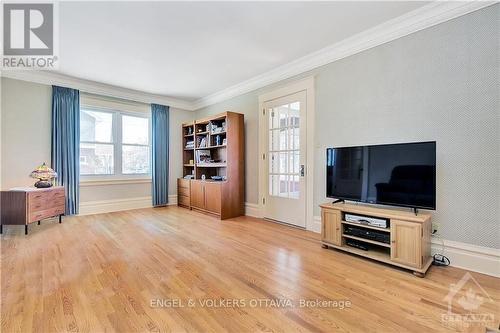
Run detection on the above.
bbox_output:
[0,186,65,234]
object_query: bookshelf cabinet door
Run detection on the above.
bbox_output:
[205,183,221,214]
[191,181,205,210]
[390,220,422,268]
[321,209,341,246]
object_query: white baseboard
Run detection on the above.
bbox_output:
[431,238,500,278]
[311,215,322,233]
[245,205,321,232]
[313,215,500,277]
[79,195,177,215]
[168,195,178,206]
[245,202,262,218]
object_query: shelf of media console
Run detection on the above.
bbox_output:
[342,233,391,248]
[341,219,391,249]
[341,220,390,233]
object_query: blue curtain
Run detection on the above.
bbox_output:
[151,104,170,206]
[51,86,80,215]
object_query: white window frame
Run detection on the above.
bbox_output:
[79,107,152,182]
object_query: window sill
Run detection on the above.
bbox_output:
[80,178,152,187]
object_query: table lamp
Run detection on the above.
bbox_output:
[30,163,57,188]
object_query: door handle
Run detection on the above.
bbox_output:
[300,165,305,177]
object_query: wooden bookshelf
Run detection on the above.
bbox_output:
[178,112,244,219]
[181,122,196,179]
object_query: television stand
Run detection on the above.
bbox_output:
[320,202,433,277]
[332,199,345,204]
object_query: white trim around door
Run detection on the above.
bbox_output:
[258,77,316,231]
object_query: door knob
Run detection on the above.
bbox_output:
[300,165,305,177]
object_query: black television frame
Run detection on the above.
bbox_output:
[326,141,436,211]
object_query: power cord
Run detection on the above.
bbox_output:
[433,253,450,266]
[431,228,451,267]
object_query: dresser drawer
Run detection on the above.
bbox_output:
[29,196,65,211]
[27,188,65,223]
[29,206,64,223]
[178,178,190,189]
[28,188,64,204]
[178,195,190,207]
[178,187,190,197]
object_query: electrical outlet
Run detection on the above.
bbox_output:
[432,222,440,234]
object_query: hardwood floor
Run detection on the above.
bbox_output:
[1,206,499,333]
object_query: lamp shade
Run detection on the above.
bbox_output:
[30,163,57,180]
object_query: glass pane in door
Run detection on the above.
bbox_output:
[268,102,301,199]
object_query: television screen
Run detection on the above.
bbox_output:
[326,141,436,210]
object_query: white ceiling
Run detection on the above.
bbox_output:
[58,1,429,102]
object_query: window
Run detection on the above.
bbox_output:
[80,108,151,178]
[122,115,150,174]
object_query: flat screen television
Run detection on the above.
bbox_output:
[326,141,436,210]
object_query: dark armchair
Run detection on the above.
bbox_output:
[375,165,435,208]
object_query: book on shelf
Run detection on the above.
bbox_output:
[198,137,207,148]
[195,150,211,163]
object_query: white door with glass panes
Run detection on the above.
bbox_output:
[263,91,306,227]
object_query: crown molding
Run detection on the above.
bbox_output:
[0,70,195,111]
[192,1,496,110]
[2,1,495,112]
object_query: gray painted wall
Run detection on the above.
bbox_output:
[1,78,52,189]
[196,5,500,249]
[1,77,193,204]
